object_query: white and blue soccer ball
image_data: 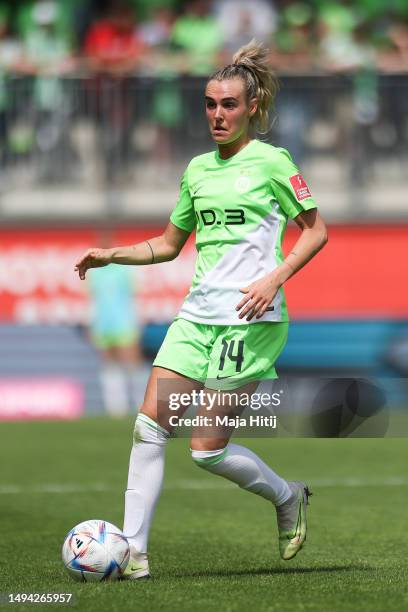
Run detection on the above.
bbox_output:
[62,519,130,582]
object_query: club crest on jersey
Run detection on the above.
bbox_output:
[234,174,251,193]
[289,174,312,201]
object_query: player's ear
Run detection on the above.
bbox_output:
[248,97,258,118]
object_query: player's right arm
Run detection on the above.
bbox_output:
[75,222,191,280]
[76,166,196,280]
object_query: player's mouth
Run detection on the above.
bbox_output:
[213,126,227,135]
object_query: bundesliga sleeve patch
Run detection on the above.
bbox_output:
[289,174,312,201]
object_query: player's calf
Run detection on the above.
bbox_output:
[122,413,170,580]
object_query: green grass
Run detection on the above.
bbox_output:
[1,418,407,611]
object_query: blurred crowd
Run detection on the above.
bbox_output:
[0,0,406,188]
[0,0,406,79]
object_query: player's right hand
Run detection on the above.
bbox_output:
[75,248,113,280]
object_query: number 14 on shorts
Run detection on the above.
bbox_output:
[218,339,244,376]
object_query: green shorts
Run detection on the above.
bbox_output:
[153,317,289,390]
[91,330,138,350]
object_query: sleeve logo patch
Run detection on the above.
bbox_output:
[289,174,312,201]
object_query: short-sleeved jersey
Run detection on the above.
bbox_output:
[170,139,317,325]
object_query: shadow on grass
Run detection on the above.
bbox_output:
[173,564,373,579]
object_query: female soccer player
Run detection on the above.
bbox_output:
[75,41,328,579]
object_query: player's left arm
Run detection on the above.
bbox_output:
[237,208,328,320]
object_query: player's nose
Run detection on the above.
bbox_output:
[214,105,224,120]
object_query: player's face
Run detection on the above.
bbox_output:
[205,78,257,145]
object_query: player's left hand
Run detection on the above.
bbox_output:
[236,274,281,321]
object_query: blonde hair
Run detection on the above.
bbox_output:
[208,40,278,133]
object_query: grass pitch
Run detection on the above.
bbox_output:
[1,418,407,611]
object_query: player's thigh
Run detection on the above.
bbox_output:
[113,344,138,364]
[190,322,289,450]
[190,380,259,451]
[140,366,203,432]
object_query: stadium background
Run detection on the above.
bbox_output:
[0,0,406,418]
[0,1,407,609]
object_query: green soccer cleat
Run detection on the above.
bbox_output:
[121,546,150,580]
[275,481,312,561]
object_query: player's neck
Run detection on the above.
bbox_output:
[217,135,252,160]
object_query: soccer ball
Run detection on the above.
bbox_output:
[62,519,130,582]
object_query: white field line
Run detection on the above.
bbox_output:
[0,477,408,495]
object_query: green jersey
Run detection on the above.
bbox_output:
[170,139,317,325]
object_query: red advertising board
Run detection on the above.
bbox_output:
[0,224,407,323]
[0,226,196,324]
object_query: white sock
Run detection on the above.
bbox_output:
[123,414,169,554]
[192,443,292,506]
[100,364,129,417]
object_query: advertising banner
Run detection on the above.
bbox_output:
[0,378,83,420]
[0,224,407,324]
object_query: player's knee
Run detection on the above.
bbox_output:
[133,413,170,447]
[191,447,227,470]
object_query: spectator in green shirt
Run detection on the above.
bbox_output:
[171,0,223,76]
